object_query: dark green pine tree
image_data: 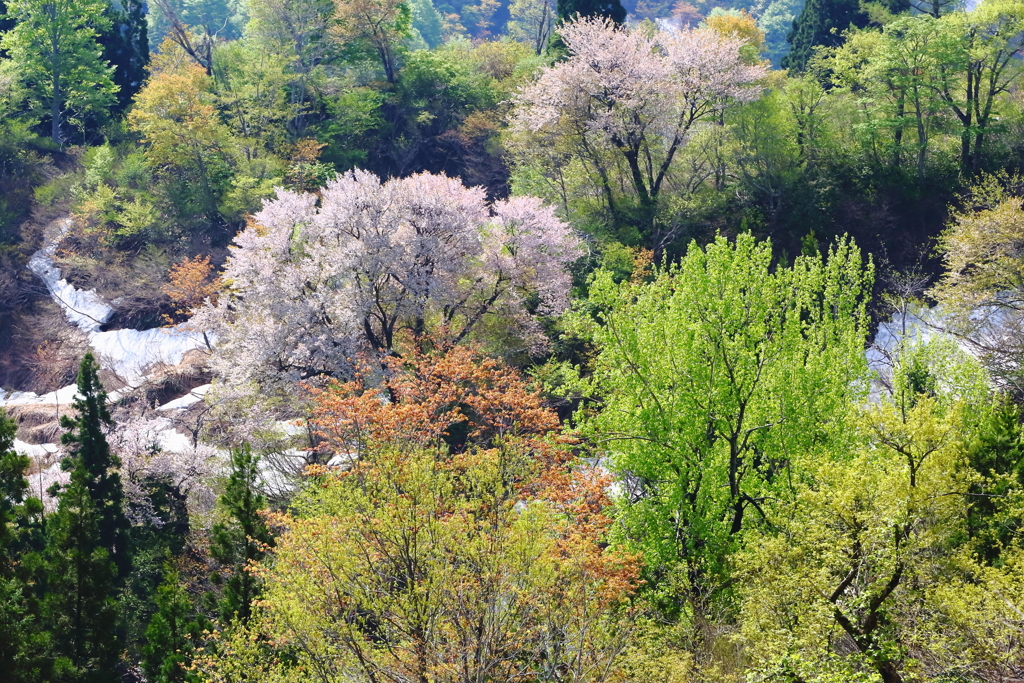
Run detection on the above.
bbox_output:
[98,0,150,114]
[556,0,625,25]
[59,352,131,581]
[965,398,1024,564]
[0,412,49,682]
[209,445,273,625]
[142,567,207,683]
[43,469,121,682]
[43,353,130,682]
[782,0,909,72]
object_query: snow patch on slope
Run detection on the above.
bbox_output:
[0,383,81,407]
[90,326,208,387]
[27,220,114,332]
[157,384,212,412]
[22,218,210,387]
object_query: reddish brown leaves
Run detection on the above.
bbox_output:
[163,255,220,323]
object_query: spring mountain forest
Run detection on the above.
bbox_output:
[1,0,1024,680]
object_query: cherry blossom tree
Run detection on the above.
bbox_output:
[107,417,222,523]
[198,170,582,394]
[509,17,766,245]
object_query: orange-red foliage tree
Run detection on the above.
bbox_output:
[162,254,220,323]
[197,343,640,683]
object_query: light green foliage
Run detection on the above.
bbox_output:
[241,0,335,123]
[398,46,496,131]
[736,339,1005,683]
[1,0,118,144]
[825,19,949,179]
[73,144,159,246]
[822,0,1024,174]
[129,63,236,225]
[213,41,298,157]
[507,0,555,54]
[198,446,636,683]
[148,0,247,45]
[728,88,805,221]
[566,234,873,611]
[929,175,1024,390]
[319,87,384,170]
[933,0,1024,173]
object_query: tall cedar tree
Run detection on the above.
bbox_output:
[966,398,1024,563]
[44,354,126,681]
[209,445,273,624]
[0,412,48,682]
[143,568,207,683]
[98,0,149,114]
[782,0,909,71]
[43,470,120,681]
[59,352,131,580]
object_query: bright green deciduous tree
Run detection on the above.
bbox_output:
[929,0,1024,174]
[567,234,873,615]
[825,19,946,180]
[0,0,118,144]
[209,445,273,625]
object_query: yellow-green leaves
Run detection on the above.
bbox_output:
[737,349,990,683]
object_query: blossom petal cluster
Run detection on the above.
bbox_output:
[512,16,766,157]
[199,170,582,391]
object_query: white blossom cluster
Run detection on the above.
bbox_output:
[512,17,767,166]
[107,417,222,524]
[197,170,583,392]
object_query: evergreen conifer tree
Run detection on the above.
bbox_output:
[59,352,131,580]
[44,354,128,681]
[782,0,908,71]
[142,567,207,683]
[209,445,273,624]
[0,412,49,682]
[43,470,120,682]
[1,412,34,573]
[98,0,149,114]
[966,398,1024,563]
